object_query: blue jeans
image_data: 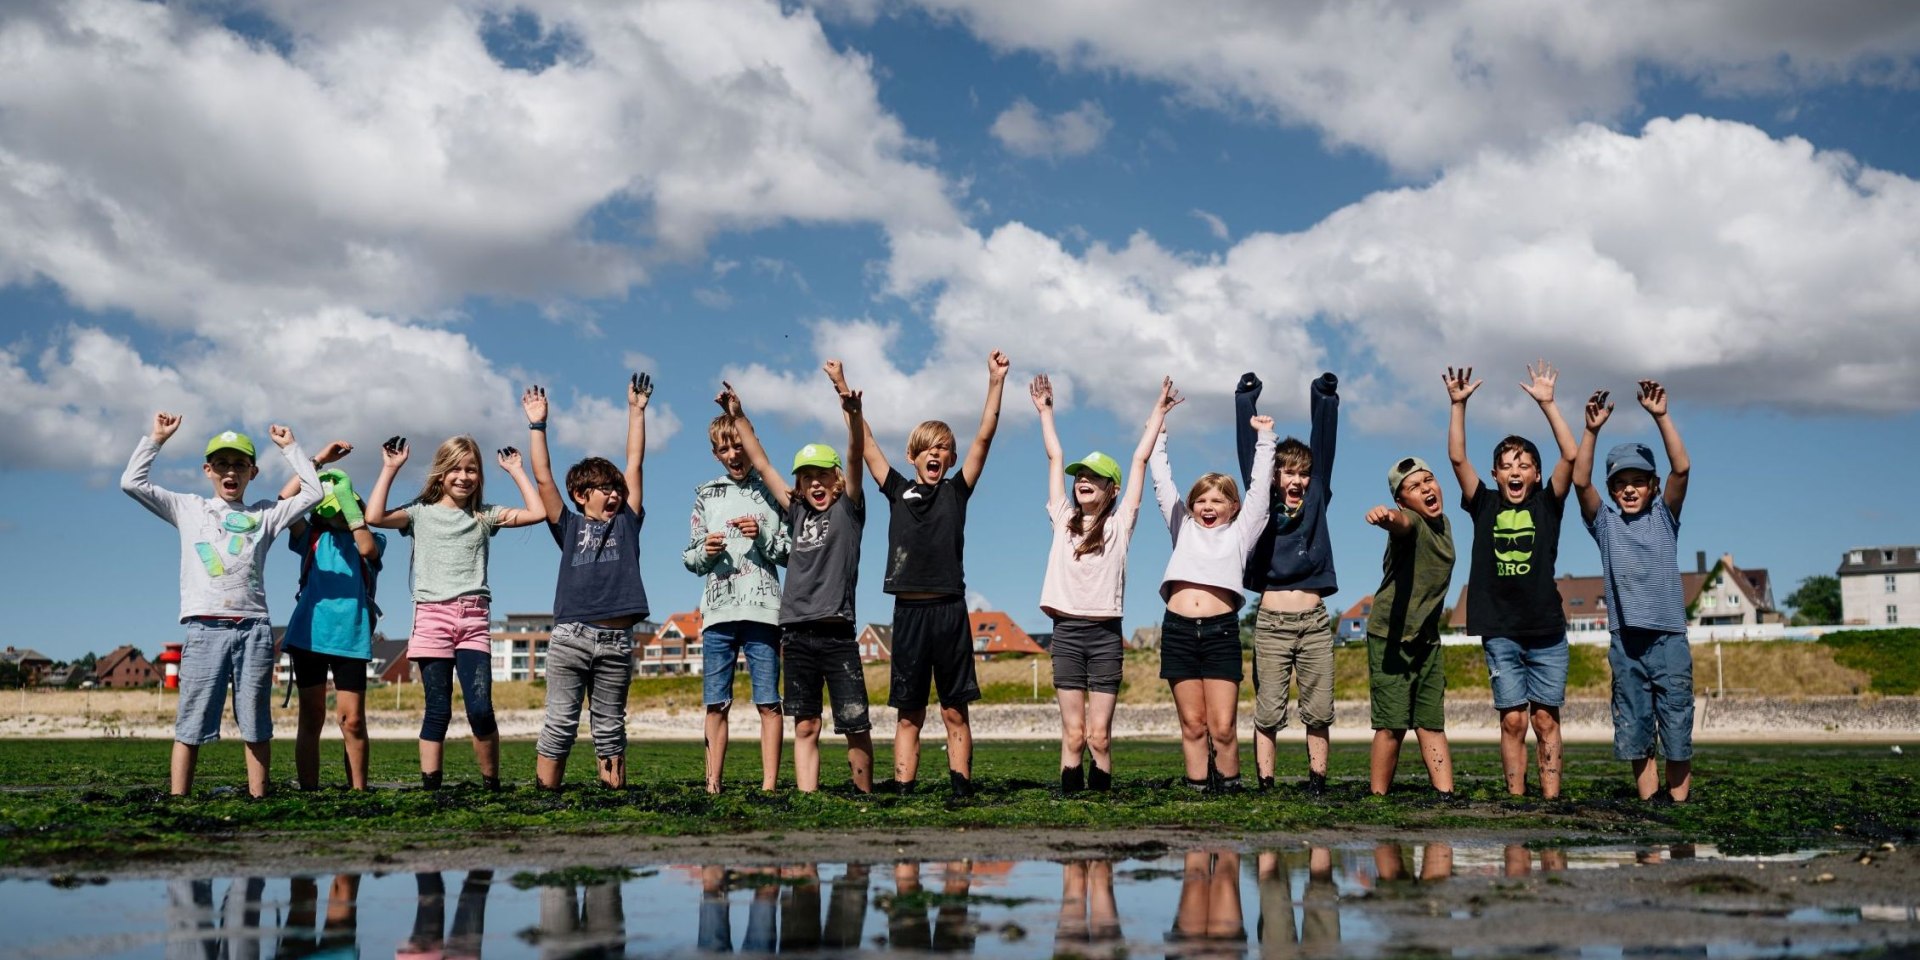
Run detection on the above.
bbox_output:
[417,649,497,741]
[702,621,781,707]
[1610,629,1695,761]
[1483,634,1570,709]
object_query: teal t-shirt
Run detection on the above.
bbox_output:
[285,526,386,659]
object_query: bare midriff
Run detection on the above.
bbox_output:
[1259,588,1322,613]
[894,591,949,601]
[591,615,642,630]
[1165,582,1240,619]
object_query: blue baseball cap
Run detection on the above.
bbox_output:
[1605,442,1657,480]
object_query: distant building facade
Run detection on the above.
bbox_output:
[968,611,1045,659]
[1337,597,1373,641]
[94,645,160,687]
[855,624,892,663]
[637,612,701,677]
[1838,545,1920,627]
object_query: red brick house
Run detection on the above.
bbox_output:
[856,624,892,663]
[95,645,161,687]
[968,611,1045,659]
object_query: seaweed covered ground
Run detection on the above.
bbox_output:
[0,739,1912,871]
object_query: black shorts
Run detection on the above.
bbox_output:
[1158,610,1244,682]
[287,648,370,693]
[782,622,872,735]
[888,596,979,711]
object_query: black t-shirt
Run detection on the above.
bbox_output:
[879,467,971,596]
[549,507,650,624]
[781,494,863,625]
[1462,484,1566,637]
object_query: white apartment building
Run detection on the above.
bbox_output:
[1838,546,1920,627]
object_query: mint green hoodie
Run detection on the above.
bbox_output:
[682,471,790,626]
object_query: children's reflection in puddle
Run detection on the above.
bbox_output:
[277,874,360,960]
[1057,859,1123,958]
[1257,848,1340,959]
[401,870,492,960]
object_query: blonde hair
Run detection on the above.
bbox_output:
[708,414,742,450]
[793,464,847,496]
[906,420,956,460]
[1185,473,1241,512]
[414,436,484,508]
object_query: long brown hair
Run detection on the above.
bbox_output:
[413,436,484,509]
[1069,476,1118,559]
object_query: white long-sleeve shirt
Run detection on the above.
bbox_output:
[1152,429,1274,608]
[121,437,322,621]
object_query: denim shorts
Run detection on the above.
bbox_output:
[175,617,276,745]
[1158,610,1243,682]
[1482,634,1570,709]
[782,623,871,734]
[703,620,782,707]
[1610,629,1695,761]
[538,622,635,759]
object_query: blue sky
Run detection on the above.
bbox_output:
[2,1,1918,662]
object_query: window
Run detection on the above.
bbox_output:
[1850,550,1864,565]
[1890,605,1901,625]
[1884,550,1897,563]
[1888,574,1900,594]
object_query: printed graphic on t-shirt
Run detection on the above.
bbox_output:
[570,518,618,567]
[1492,508,1536,576]
[794,510,831,553]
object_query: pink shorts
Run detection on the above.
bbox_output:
[408,595,493,659]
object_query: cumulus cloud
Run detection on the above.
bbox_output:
[989,99,1113,159]
[729,117,1920,436]
[891,0,1920,171]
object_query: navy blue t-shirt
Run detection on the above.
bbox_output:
[549,507,649,624]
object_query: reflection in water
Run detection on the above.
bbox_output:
[167,877,265,960]
[400,871,492,960]
[1056,860,1123,959]
[1366,842,1452,885]
[1168,850,1246,957]
[1257,848,1340,959]
[277,874,360,960]
[887,861,978,953]
[538,881,625,959]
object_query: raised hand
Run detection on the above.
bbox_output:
[1637,380,1668,417]
[714,382,742,417]
[629,373,653,410]
[1365,505,1398,528]
[1157,377,1185,415]
[987,350,1011,383]
[151,412,183,444]
[496,446,523,471]
[1585,390,1613,432]
[381,436,409,470]
[522,385,548,424]
[1249,414,1275,432]
[314,440,354,465]
[1443,366,1483,404]
[268,424,295,448]
[1520,360,1558,403]
[841,388,863,414]
[822,360,849,395]
[1029,374,1053,413]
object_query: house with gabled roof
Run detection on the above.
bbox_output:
[856,624,892,663]
[968,611,1045,659]
[0,647,52,685]
[637,611,702,677]
[94,645,160,688]
[1837,545,1920,627]
[1337,596,1373,641]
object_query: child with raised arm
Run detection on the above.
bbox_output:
[1236,370,1340,795]
[122,416,322,796]
[1363,457,1457,798]
[856,351,1010,797]
[1032,374,1179,793]
[523,374,654,790]
[684,397,791,794]
[278,441,385,791]
[1151,401,1276,795]
[366,434,547,790]
[1446,362,1579,800]
[726,362,872,793]
[1573,381,1694,802]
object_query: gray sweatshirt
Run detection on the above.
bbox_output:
[121,437,323,621]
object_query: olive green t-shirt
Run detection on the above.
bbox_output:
[1366,512,1455,643]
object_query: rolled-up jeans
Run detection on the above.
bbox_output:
[537,622,635,760]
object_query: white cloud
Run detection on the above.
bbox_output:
[731,117,1920,437]
[1190,209,1229,241]
[897,0,1920,172]
[989,98,1113,159]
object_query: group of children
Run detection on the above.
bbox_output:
[123,355,1694,804]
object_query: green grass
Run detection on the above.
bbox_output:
[0,738,1913,868]
[1821,628,1920,695]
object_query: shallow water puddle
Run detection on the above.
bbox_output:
[1,842,1913,958]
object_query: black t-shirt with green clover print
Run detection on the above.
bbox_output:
[1462,484,1567,638]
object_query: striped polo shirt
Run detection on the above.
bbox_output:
[1586,498,1687,634]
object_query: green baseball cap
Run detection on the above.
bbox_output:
[791,443,842,473]
[1065,451,1122,486]
[204,430,256,460]
[1388,455,1435,497]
